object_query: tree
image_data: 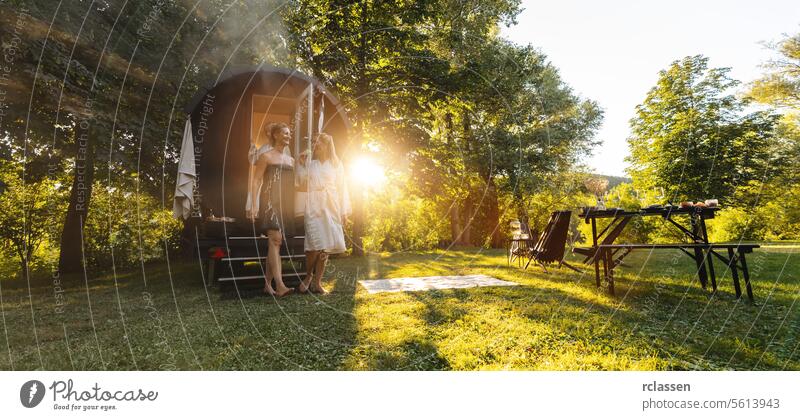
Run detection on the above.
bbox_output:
[748,32,800,184]
[411,39,602,247]
[742,32,800,239]
[749,32,800,108]
[284,0,460,253]
[627,55,777,203]
[282,0,602,250]
[0,163,66,279]
[1,0,291,273]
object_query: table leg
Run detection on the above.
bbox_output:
[739,251,754,302]
[593,259,600,287]
[727,248,742,298]
[699,219,716,291]
[706,247,717,291]
[607,248,615,296]
[693,247,709,289]
[690,214,708,289]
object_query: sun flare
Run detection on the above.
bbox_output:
[350,156,386,189]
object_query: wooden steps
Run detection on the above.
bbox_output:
[204,235,306,286]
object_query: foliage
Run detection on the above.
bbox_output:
[284,0,456,153]
[577,183,654,245]
[362,181,443,252]
[627,55,777,203]
[746,31,800,214]
[771,113,800,184]
[594,174,632,190]
[748,32,800,109]
[708,207,772,242]
[82,181,182,270]
[515,172,591,240]
[285,1,602,249]
[1,0,292,191]
[571,179,800,245]
[1,0,293,271]
[0,163,67,279]
[409,39,602,247]
[707,179,800,242]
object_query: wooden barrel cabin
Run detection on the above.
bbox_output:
[173,65,351,286]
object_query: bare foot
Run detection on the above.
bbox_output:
[310,284,328,294]
[274,286,294,297]
[263,284,276,296]
[296,281,310,294]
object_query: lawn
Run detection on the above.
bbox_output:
[0,244,798,370]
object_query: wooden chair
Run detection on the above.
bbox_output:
[524,211,580,272]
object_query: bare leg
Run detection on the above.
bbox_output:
[263,258,275,295]
[267,229,293,296]
[310,251,328,294]
[298,250,319,293]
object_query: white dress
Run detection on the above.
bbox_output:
[296,159,351,253]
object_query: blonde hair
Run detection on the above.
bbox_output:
[313,132,340,166]
[265,122,290,147]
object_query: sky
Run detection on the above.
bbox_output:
[501,0,800,176]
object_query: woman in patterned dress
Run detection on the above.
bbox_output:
[247,122,295,297]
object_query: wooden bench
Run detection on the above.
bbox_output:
[593,243,760,301]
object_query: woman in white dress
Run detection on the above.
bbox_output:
[295,133,351,294]
[246,122,295,297]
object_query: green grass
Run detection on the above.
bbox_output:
[0,244,798,370]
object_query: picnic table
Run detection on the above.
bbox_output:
[575,206,759,301]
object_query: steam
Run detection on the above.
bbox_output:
[186,0,293,73]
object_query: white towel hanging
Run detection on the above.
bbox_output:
[173,119,196,220]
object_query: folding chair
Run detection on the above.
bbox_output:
[525,211,580,273]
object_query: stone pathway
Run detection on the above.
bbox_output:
[358,274,517,294]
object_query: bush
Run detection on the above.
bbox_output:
[516,176,594,245]
[0,165,66,279]
[708,203,794,242]
[82,183,182,269]
[363,184,444,252]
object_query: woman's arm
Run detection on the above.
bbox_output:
[295,151,309,189]
[247,157,268,220]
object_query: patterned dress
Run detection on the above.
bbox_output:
[246,144,293,232]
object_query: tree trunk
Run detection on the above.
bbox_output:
[17,248,28,281]
[348,1,368,257]
[520,206,534,239]
[449,203,461,245]
[59,122,95,274]
[350,183,365,256]
[486,176,503,248]
[461,197,473,246]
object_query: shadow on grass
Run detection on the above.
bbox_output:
[2,247,796,370]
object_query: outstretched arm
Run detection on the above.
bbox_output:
[247,157,268,220]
